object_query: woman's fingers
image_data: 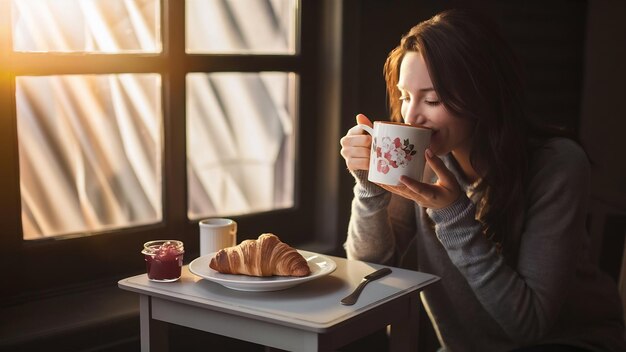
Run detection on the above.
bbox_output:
[356,113,373,127]
[346,114,373,136]
[339,140,370,159]
[374,150,462,209]
[345,158,370,170]
[346,124,367,136]
[340,133,371,147]
[377,183,402,195]
[339,114,374,172]
[379,182,419,200]
[340,145,370,170]
[388,149,462,209]
[399,176,437,199]
[424,149,457,190]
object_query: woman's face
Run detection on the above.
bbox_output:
[397,51,474,157]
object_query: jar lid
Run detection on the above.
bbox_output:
[141,240,184,256]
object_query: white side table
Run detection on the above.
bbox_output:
[119,253,439,352]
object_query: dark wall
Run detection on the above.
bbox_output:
[348,0,587,129]
[581,0,626,208]
[580,1,626,305]
[348,0,446,122]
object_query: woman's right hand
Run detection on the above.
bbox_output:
[340,114,373,171]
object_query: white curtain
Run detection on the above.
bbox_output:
[186,72,295,219]
[12,0,160,53]
[186,0,296,54]
[17,74,163,239]
[13,0,297,239]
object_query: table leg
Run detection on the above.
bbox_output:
[264,335,333,352]
[140,295,169,352]
[389,292,419,351]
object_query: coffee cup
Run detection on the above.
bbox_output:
[358,121,431,185]
[199,218,237,256]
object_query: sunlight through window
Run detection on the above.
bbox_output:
[11,0,161,53]
[186,0,297,54]
[17,74,163,239]
[186,72,297,219]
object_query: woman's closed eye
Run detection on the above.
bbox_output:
[400,96,441,106]
[398,90,441,106]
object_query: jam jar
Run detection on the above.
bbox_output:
[142,240,184,282]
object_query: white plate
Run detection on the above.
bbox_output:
[188,250,337,292]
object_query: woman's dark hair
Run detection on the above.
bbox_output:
[383,9,530,257]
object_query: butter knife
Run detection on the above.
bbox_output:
[340,267,392,305]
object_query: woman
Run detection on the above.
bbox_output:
[339,9,625,352]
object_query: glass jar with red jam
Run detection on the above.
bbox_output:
[142,240,184,282]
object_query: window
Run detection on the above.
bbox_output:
[16,73,164,239]
[186,71,297,219]
[0,0,331,299]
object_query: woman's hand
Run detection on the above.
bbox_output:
[340,114,373,171]
[378,149,462,210]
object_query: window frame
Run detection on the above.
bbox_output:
[0,0,331,301]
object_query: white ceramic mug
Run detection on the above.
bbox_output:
[359,121,431,185]
[199,218,237,256]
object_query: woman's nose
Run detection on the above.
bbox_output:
[403,103,426,126]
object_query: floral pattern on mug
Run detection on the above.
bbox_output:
[372,136,417,174]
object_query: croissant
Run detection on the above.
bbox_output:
[209,233,311,277]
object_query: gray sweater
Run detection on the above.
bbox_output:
[345,138,625,351]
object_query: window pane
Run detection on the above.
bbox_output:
[186,0,298,54]
[186,72,296,218]
[11,0,161,53]
[16,74,163,239]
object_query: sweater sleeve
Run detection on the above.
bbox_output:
[427,139,590,344]
[344,170,416,265]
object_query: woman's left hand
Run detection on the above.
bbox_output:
[378,149,462,210]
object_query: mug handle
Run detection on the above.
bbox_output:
[231,222,237,236]
[357,124,374,135]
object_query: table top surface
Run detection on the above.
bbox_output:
[119,252,439,330]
